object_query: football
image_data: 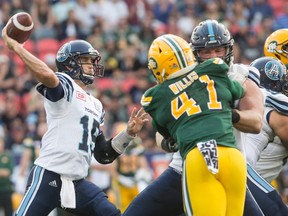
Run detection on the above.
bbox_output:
[6,12,34,44]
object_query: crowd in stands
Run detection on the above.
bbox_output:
[0,0,287,214]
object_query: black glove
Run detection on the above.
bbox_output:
[161,137,179,152]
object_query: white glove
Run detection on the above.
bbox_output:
[228,64,249,86]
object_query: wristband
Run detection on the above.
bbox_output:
[232,109,240,123]
[111,130,136,154]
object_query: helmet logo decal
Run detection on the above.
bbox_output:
[267,41,278,53]
[148,57,157,69]
[264,61,281,81]
[162,35,187,69]
[56,44,71,62]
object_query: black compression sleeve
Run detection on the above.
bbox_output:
[94,132,120,164]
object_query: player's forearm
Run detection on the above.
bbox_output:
[233,109,262,133]
[13,44,59,88]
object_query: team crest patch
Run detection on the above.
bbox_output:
[76,91,86,101]
[264,61,282,81]
[56,43,71,62]
[148,58,158,70]
[197,139,218,174]
[266,41,277,53]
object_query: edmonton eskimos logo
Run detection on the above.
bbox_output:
[266,41,277,53]
[148,58,158,70]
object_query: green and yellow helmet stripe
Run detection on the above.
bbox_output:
[160,35,188,69]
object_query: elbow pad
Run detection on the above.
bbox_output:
[94,133,120,164]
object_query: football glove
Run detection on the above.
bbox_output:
[228,64,249,86]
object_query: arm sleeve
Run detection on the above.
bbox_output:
[229,79,245,101]
[46,83,64,102]
[265,91,288,115]
[36,73,72,102]
[152,119,170,139]
[94,132,120,164]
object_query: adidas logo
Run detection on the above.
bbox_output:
[49,180,58,188]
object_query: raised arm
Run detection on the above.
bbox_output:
[1,24,59,88]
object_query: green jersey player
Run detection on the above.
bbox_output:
[141,34,246,216]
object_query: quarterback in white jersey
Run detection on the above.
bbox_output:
[34,72,105,180]
[2,24,148,216]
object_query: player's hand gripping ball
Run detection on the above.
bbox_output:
[6,12,34,44]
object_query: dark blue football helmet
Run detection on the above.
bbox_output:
[56,40,105,85]
[250,56,287,94]
[190,19,234,65]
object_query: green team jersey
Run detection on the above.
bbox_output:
[141,58,245,159]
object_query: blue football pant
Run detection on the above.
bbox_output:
[15,165,121,216]
[123,167,184,216]
[246,163,288,216]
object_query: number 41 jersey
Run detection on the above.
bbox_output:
[34,73,105,180]
[141,58,245,159]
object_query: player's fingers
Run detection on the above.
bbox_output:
[140,112,147,118]
[136,107,146,118]
[130,107,137,117]
[129,120,136,127]
[143,118,149,123]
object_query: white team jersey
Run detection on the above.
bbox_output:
[254,137,288,183]
[246,107,274,166]
[34,73,105,180]
[245,88,288,181]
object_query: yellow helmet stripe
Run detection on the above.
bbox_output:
[161,35,188,69]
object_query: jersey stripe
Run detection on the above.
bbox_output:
[182,161,193,216]
[247,163,274,193]
[161,35,187,69]
[266,96,288,115]
[100,108,105,125]
[141,95,152,106]
[57,73,74,102]
[16,166,45,216]
[248,70,260,87]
